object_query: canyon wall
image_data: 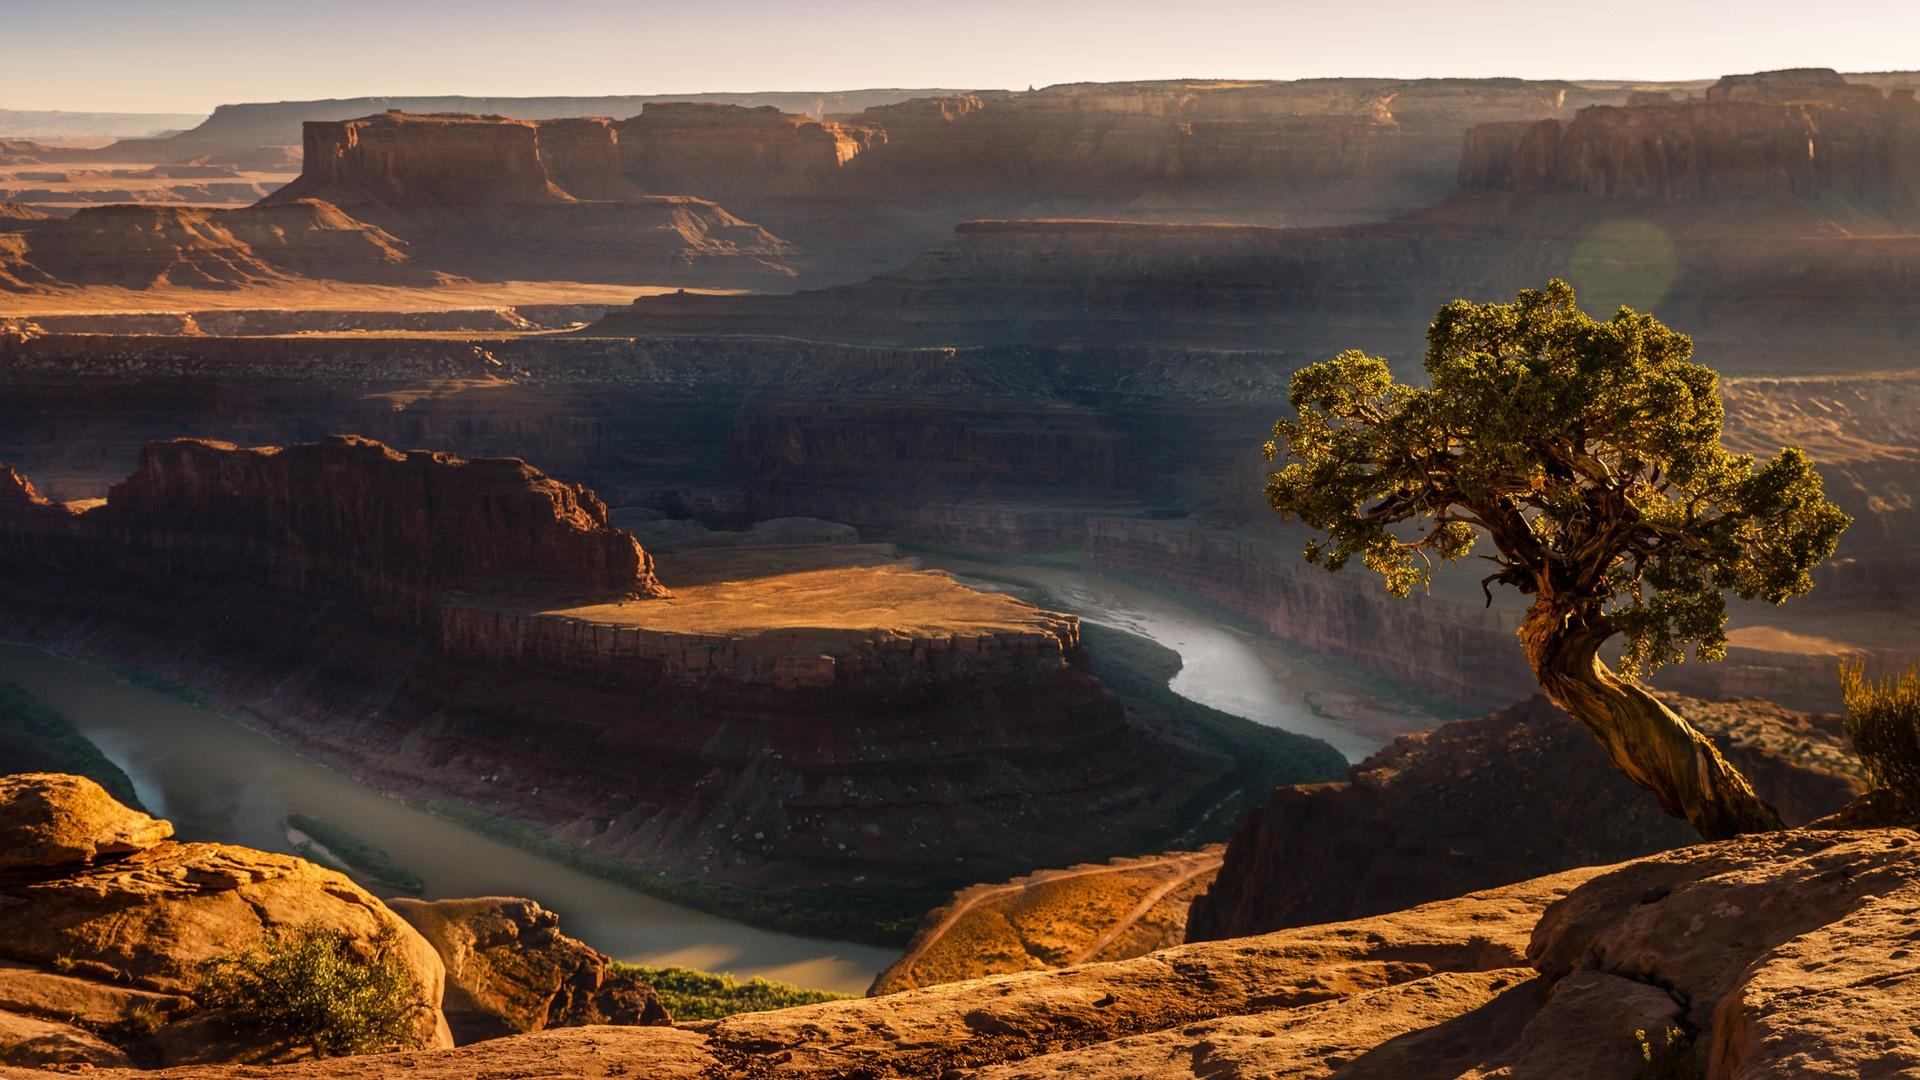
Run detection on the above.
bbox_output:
[594,207,1920,374]
[243,111,798,286]
[533,117,637,200]
[617,104,880,200]
[1458,68,1920,208]
[0,433,1325,916]
[4,331,1911,713]
[6,435,663,625]
[275,112,566,208]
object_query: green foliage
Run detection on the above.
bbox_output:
[285,814,425,895]
[0,680,145,809]
[615,964,851,1021]
[1840,660,1920,812]
[196,924,429,1059]
[414,798,945,946]
[105,1002,169,1043]
[1264,280,1849,673]
[112,667,217,709]
[1633,1025,1704,1080]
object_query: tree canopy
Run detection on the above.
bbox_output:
[1263,279,1849,676]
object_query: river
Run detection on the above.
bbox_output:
[917,557,1438,762]
[0,641,896,995]
[0,562,1424,995]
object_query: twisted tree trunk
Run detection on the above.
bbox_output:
[1520,600,1783,840]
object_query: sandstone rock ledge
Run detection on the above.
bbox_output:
[387,896,668,1043]
[37,827,1913,1079]
[0,774,450,1068]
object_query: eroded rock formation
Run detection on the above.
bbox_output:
[9,435,664,623]
[1185,695,1866,942]
[249,110,798,286]
[0,774,450,1068]
[387,897,668,1042]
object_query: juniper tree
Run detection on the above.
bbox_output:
[1262,280,1849,839]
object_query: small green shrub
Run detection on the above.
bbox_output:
[614,964,851,1021]
[0,680,145,809]
[1840,660,1920,811]
[196,924,428,1058]
[105,1001,169,1042]
[1633,1025,1704,1080]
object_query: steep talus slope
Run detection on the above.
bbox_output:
[1186,695,1865,941]
[0,774,450,1068]
[26,829,1918,1078]
[0,201,423,290]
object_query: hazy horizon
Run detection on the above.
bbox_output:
[2,0,1917,115]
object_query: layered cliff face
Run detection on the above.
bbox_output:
[1459,68,1920,211]
[5,332,1912,715]
[1185,695,1865,942]
[616,103,881,200]
[0,435,1327,915]
[273,111,568,209]
[0,201,423,291]
[837,78,1579,221]
[91,435,664,614]
[245,111,798,286]
[65,89,963,169]
[533,117,638,200]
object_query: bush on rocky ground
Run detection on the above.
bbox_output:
[1841,660,1920,813]
[197,924,430,1058]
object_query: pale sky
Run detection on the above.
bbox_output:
[2,0,1916,115]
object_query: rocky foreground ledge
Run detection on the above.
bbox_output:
[0,774,663,1069]
[15,822,1912,1078]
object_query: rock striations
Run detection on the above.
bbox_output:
[255,111,799,286]
[1459,69,1920,208]
[8,435,664,624]
[0,437,1320,913]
